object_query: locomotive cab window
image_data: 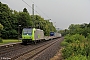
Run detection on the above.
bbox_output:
[23,28,32,35]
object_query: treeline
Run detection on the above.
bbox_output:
[59,23,90,60]
[0,2,56,39]
[59,23,90,37]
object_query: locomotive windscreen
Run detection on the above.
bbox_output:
[23,28,32,35]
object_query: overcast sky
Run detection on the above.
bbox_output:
[0,0,90,29]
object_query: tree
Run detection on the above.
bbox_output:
[18,12,32,37]
[0,2,13,38]
[0,24,3,30]
[0,2,56,39]
[0,23,3,37]
[23,8,29,13]
[0,23,3,43]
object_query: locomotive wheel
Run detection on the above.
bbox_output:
[34,41,37,44]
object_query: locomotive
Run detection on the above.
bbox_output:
[22,28,44,44]
[22,28,61,44]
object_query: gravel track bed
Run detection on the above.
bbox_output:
[0,39,58,60]
[0,42,21,49]
[15,38,60,60]
[31,37,63,60]
[0,44,24,54]
[0,43,21,52]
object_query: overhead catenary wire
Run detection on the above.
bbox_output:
[22,0,51,20]
[30,0,50,19]
[22,0,41,16]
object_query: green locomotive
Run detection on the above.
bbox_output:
[22,28,44,44]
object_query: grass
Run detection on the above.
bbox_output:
[0,39,22,45]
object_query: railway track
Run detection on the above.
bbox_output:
[15,38,61,60]
[0,44,26,55]
[0,37,62,60]
[0,42,21,52]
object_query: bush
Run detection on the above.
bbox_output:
[64,34,74,43]
[87,34,90,41]
[62,42,90,59]
[64,34,85,43]
[66,55,87,60]
[61,41,69,47]
[62,45,73,59]
[72,34,85,42]
[62,34,89,59]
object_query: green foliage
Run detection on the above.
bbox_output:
[62,42,90,59]
[61,34,90,60]
[0,23,3,30]
[9,29,18,39]
[66,55,87,60]
[0,2,56,39]
[59,23,90,37]
[64,34,74,43]
[0,39,21,45]
[0,23,3,36]
[0,37,3,43]
[23,8,29,13]
[60,23,90,59]
[68,23,90,37]
[18,12,32,28]
[72,34,85,42]
[64,34,85,43]
[87,34,90,40]
[58,29,69,36]
[0,24,3,43]
[61,41,69,47]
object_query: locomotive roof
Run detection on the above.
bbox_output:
[23,28,43,31]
